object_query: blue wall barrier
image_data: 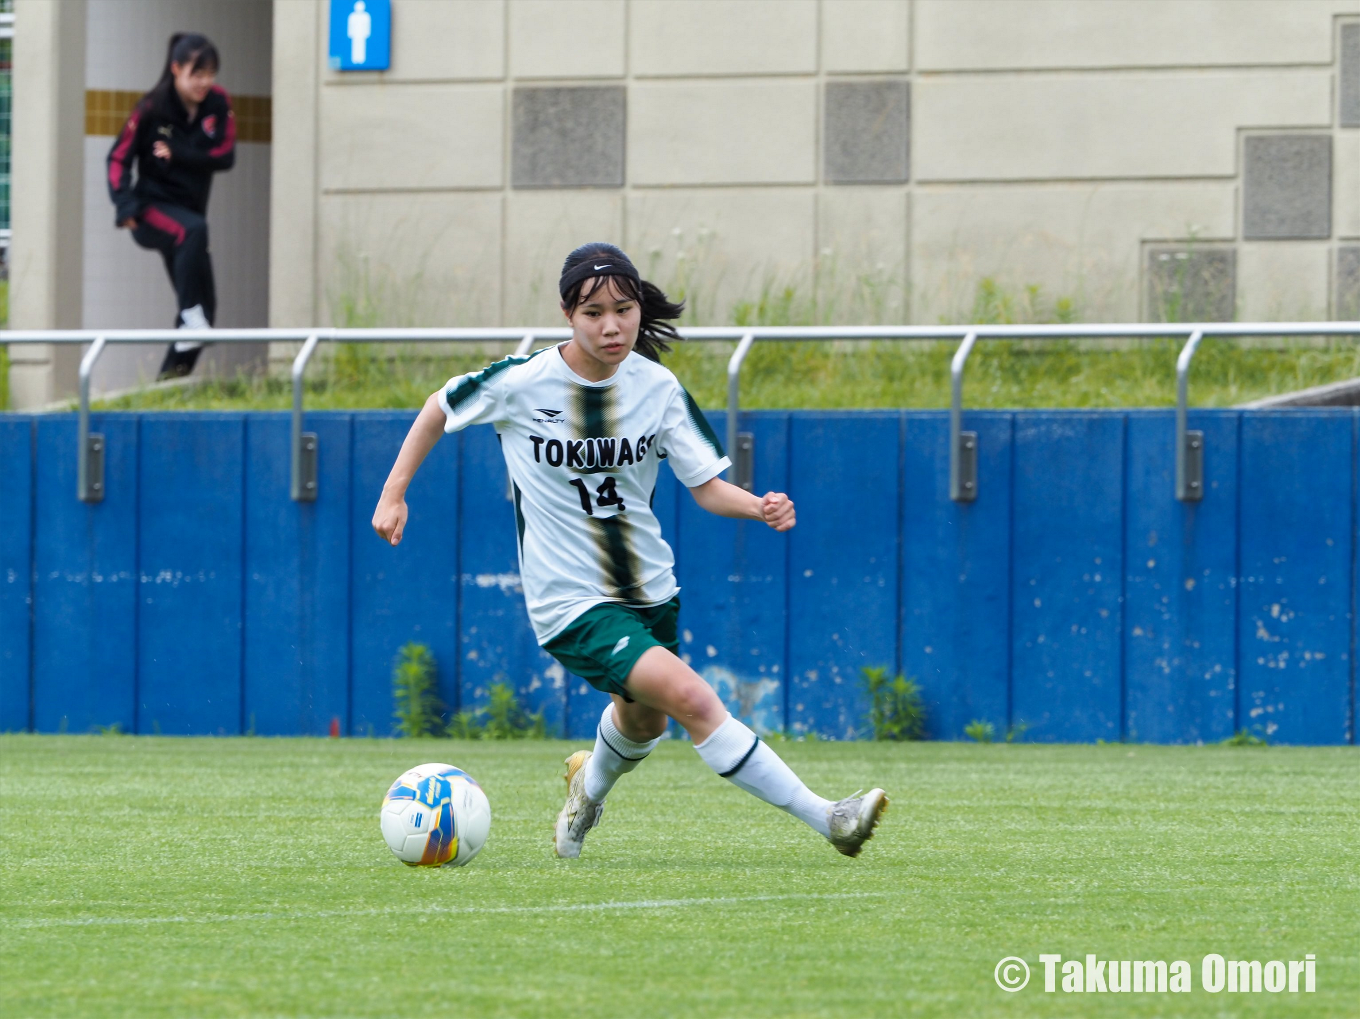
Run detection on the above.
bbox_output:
[1,409,1355,744]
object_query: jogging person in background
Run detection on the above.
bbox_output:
[371,242,889,860]
[107,33,236,379]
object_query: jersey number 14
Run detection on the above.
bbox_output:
[569,476,625,516]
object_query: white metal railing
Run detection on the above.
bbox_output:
[3,322,1358,503]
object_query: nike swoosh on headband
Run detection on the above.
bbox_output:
[594,264,611,270]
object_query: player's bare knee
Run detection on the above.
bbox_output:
[615,700,668,741]
[669,677,723,726]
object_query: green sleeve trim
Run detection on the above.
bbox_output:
[681,387,724,458]
[445,347,546,414]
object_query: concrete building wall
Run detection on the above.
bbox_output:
[8,0,86,407]
[269,0,1360,334]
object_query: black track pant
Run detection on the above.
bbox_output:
[131,203,217,326]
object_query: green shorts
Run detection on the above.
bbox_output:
[543,596,681,701]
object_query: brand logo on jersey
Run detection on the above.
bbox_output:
[158,125,174,138]
[201,115,217,136]
[532,408,564,424]
[528,433,656,472]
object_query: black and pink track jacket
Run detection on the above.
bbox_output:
[106,85,236,225]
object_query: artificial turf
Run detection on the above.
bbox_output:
[1,736,1356,1018]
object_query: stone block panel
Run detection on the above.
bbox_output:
[318,192,504,325]
[512,87,626,188]
[509,1,625,79]
[504,192,624,323]
[817,188,908,322]
[624,190,816,323]
[1341,23,1360,128]
[1145,246,1236,323]
[825,81,910,184]
[629,81,816,186]
[822,0,910,73]
[1335,130,1359,238]
[914,70,1331,181]
[1339,246,1360,320]
[384,0,505,81]
[320,84,503,190]
[630,0,816,76]
[1237,243,1330,320]
[916,0,1339,71]
[910,182,1237,322]
[1243,135,1331,240]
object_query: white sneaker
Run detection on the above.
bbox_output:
[177,304,211,333]
[826,788,888,857]
[553,750,604,859]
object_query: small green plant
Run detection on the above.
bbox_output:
[964,720,995,744]
[392,643,442,738]
[966,277,1080,326]
[481,682,547,740]
[96,722,124,736]
[861,666,926,741]
[763,728,822,743]
[446,711,483,740]
[1005,720,1030,743]
[445,683,547,740]
[1221,729,1268,747]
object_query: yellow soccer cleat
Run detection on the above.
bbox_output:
[826,788,888,857]
[553,750,605,859]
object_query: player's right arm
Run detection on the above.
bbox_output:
[107,102,147,228]
[372,391,446,547]
[375,359,512,546]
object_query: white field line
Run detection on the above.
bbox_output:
[5,890,894,930]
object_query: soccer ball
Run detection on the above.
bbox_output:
[380,762,491,867]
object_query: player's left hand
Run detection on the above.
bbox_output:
[760,491,795,532]
[153,140,172,161]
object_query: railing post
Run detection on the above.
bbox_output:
[1175,328,1205,502]
[513,331,536,357]
[77,336,107,502]
[949,330,979,502]
[726,332,757,491]
[291,333,321,502]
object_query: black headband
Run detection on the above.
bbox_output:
[558,257,641,300]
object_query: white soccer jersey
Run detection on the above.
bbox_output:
[438,344,731,643]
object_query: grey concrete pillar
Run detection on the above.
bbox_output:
[269,0,319,329]
[8,0,86,409]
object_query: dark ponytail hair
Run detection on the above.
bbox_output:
[144,33,220,116]
[559,243,684,362]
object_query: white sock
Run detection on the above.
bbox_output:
[583,705,659,803]
[694,714,833,837]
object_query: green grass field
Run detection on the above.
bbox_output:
[2,737,1356,1017]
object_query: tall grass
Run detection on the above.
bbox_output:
[76,275,1359,414]
[86,335,1358,414]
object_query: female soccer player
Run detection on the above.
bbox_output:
[107,33,236,379]
[371,243,887,859]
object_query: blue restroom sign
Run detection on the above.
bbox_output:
[329,0,390,71]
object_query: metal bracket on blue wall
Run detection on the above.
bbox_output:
[292,432,318,502]
[950,431,978,502]
[735,432,755,492]
[78,433,105,503]
[1177,429,1204,502]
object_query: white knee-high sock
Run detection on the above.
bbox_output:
[694,714,833,837]
[583,705,660,803]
